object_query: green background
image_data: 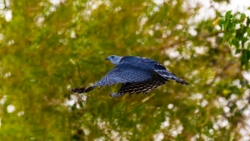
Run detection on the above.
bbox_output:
[0,0,249,140]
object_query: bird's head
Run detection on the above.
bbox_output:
[106,55,123,65]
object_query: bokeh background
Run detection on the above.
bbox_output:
[1,0,250,140]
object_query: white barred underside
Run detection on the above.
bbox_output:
[110,76,166,97]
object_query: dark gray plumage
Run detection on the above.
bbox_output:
[71,55,189,97]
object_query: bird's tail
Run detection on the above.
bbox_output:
[155,70,189,85]
[70,86,96,93]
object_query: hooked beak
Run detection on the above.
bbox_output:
[105,57,109,60]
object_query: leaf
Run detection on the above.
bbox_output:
[229,22,236,31]
[247,17,250,27]
[241,49,250,69]
[225,11,232,21]
[241,37,248,47]
[247,28,250,36]
[241,13,246,22]
[218,19,224,29]
[235,49,241,54]
[230,38,239,48]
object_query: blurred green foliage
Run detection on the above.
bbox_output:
[218,11,250,69]
[0,0,249,140]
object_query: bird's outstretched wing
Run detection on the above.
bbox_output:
[71,63,153,93]
[94,63,153,87]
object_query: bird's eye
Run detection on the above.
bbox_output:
[111,56,114,58]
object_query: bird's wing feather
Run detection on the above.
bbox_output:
[154,63,189,85]
[94,63,153,87]
[110,74,167,97]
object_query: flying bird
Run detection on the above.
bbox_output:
[71,55,189,97]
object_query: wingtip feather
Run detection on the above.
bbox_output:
[70,86,95,93]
